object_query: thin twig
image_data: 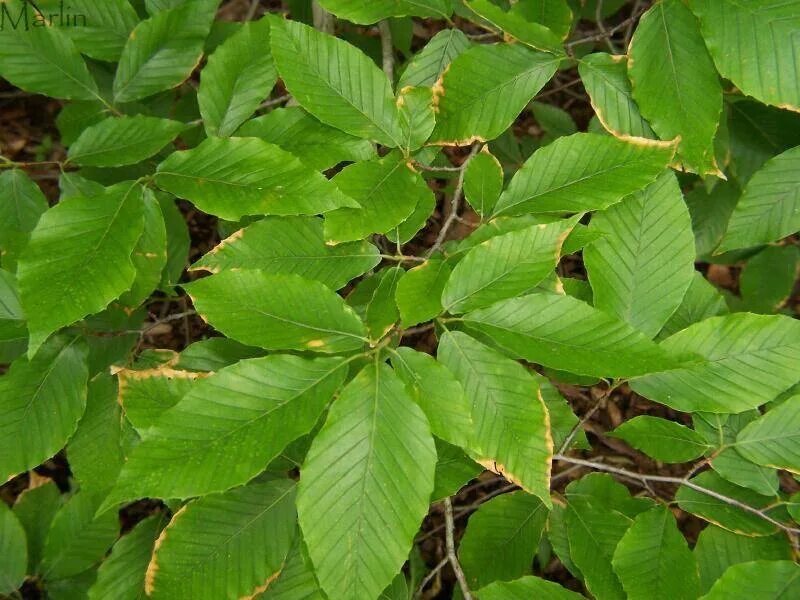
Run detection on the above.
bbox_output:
[402,323,435,337]
[378,20,394,83]
[413,557,448,599]
[624,0,643,48]
[557,382,618,455]
[554,454,800,537]
[426,144,481,257]
[412,162,462,173]
[245,0,260,20]
[312,0,335,34]
[565,6,647,48]
[258,94,291,110]
[594,0,619,53]
[536,78,584,100]
[444,498,473,600]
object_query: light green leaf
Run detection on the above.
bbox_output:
[397,86,436,152]
[462,293,682,378]
[477,576,584,600]
[113,0,217,102]
[105,355,346,506]
[694,526,791,595]
[628,0,722,174]
[324,154,433,242]
[675,471,779,536]
[41,491,119,581]
[612,506,699,600]
[584,171,695,337]
[578,53,655,140]
[199,18,277,137]
[257,534,325,600]
[718,146,800,252]
[689,0,800,112]
[186,270,367,353]
[512,0,573,39]
[493,133,675,217]
[438,331,552,506]
[631,313,800,413]
[176,338,265,372]
[0,7,99,100]
[269,16,403,146]
[429,43,557,145]
[18,182,145,355]
[67,116,185,167]
[391,346,474,449]
[700,561,800,600]
[117,365,199,431]
[0,502,27,595]
[192,216,379,290]
[364,266,403,340]
[463,148,504,218]
[146,480,297,599]
[315,0,452,24]
[443,217,576,313]
[66,0,139,62]
[119,189,168,308]
[0,169,49,268]
[459,491,548,588]
[87,515,163,600]
[608,416,709,463]
[658,272,728,339]
[395,257,453,327]
[155,136,358,221]
[735,395,800,473]
[237,107,375,171]
[711,446,779,497]
[297,362,436,600]
[739,246,800,314]
[397,28,470,89]
[0,336,88,481]
[465,0,564,54]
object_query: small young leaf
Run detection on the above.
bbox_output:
[66,0,140,62]
[465,0,564,54]
[658,272,728,339]
[397,86,436,152]
[0,169,49,268]
[735,395,800,473]
[463,148,504,217]
[608,416,709,463]
[395,257,453,327]
[397,29,470,89]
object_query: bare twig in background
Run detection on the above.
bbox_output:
[312,0,335,34]
[378,20,395,82]
[444,498,473,600]
[413,557,448,599]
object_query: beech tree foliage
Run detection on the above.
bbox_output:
[1,0,799,598]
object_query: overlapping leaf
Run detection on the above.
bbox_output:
[735,395,800,473]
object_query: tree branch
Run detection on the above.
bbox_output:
[444,497,473,600]
[378,20,394,83]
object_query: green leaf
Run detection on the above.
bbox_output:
[689,0,800,112]
[493,133,675,217]
[0,502,27,594]
[186,270,367,353]
[364,266,403,340]
[631,313,800,413]
[315,0,452,24]
[711,446,779,497]
[700,561,800,600]
[443,217,577,313]
[538,375,588,451]
[192,216,379,290]
[0,169,49,268]
[146,480,297,599]
[463,148,504,217]
[694,526,792,595]
[155,136,358,221]
[269,16,404,146]
[237,107,375,171]
[462,293,682,378]
[438,331,552,506]
[391,346,474,449]
[113,0,218,102]
[611,506,699,600]
[735,395,800,473]
[396,86,436,152]
[658,271,728,339]
[258,535,325,600]
[176,338,265,372]
[117,365,199,431]
[297,361,436,600]
[41,491,119,581]
[12,481,62,575]
[465,0,564,54]
[324,154,433,242]
[608,416,709,463]
[66,0,140,62]
[105,355,345,505]
[675,471,779,536]
[739,246,800,314]
[0,9,99,100]
[431,439,481,501]
[578,53,655,140]
[18,182,145,355]
[628,0,723,174]
[459,491,548,588]
[397,28,470,89]
[514,0,573,39]
[395,257,453,327]
[685,180,741,258]
[0,336,88,481]
[429,43,557,145]
[87,515,163,600]
[477,576,584,600]
[67,115,185,167]
[199,18,277,137]
[67,373,124,494]
[718,146,800,252]
[584,171,695,337]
